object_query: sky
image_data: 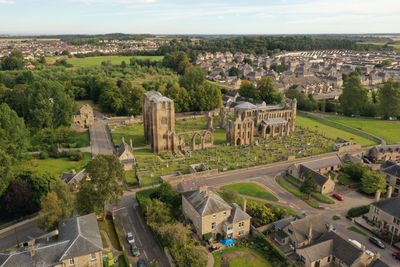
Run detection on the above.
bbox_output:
[0,0,400,35]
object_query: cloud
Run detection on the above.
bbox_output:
[0,0,15,4]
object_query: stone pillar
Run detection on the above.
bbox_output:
[387,186,393,199]
[375,190,381,202]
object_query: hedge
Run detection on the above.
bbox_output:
[347,205,370,218]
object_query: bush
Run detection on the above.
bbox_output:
[39,151,49,159]
[347,205,370,218]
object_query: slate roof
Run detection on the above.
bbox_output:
[301,156,342,170]
[371,259,390,267]
[177,178,207,193]
[297,231,364,266]
[287,214,326,244]
[299,165,329,187]
[228,203,251,223]
[116,142,134,158]
[182,187,232,216]
[0,213,102,267]
[382,164,400,177]
[234,101,257,110]
[371,197,400,219]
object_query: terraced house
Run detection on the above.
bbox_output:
[182,186,251,240]
[0,213,103,267]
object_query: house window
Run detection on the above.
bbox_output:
[223,211,227,216]
[238,222,244,228]
[211,222,216,230]
[238,230,244,236]
[69,258,75,266]
[213,214,216,219]
[90,253,97,261]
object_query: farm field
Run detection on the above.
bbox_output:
[326,115,400,144]
[296,114,376,147]
[46,55,163,67]
[221,182,278,202]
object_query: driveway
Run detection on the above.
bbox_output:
[113,195,170,267]
[89,119,114,156]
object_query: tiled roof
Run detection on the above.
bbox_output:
[182,188,232,216]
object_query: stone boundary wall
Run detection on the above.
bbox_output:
[161,169,219,186]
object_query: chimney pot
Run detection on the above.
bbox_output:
[375,190,381,202]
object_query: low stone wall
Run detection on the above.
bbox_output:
[161,169,219,186]
[336,144,362,153]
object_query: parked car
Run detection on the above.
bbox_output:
[368,236,385,249]
[137,259,147,267]
[127,232,135,244]
[130,244,140,257]
[392,251,400,260]
[332,193,344,201]
[362,157,372,164]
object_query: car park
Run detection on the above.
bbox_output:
[368,236,385,249]
[127,232,135,244]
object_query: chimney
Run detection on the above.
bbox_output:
[375,190,381,202]
[327,223,334,232]
[28,244,36,257]
[307,224,313,242]
[387,186,393,199]
[242,198,247,213]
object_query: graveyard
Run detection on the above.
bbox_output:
[110,117,338,186]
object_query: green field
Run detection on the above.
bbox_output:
[357,42,400,52]
[297,114,376,146]
[21,153,91,177]
[327,115,400,144]
[109,123,146,147]
[221,182,278,202]
[47,55,163,67]
[213,247,272,267]
[69,130,90,148]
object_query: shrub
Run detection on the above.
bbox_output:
[39,151,49,159]
[347,205,370,218]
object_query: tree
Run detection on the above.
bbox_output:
[228,67,240,77]
[239,80,257,99]
[256,77,282,104]
[0,103,30,159]
[179,66,206,91]
[285,88,317,111]
[339,73,368,116]
[300,174,318,199]
[0,149,12,197]
[76,155,124,215]
[1,50,25,70]
[246,201,276,227]
[361,171,386,195]
[164,83,190,113]
[37,181,74,231]
[146,199,173,226]
[119,80,144,115]
[26,79,74,128]
[0,179,37,219]
[99,80,124,114]
[190,82,222,111]
[163,51,191,75]
[378,79,400,119]
[343,163,368,182]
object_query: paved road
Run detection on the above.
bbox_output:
[114,195,169,267]
[0,220,45,251]
[89,119,114,156]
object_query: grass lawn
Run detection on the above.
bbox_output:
[98,218,122,250]
[347,226,367,236]
[124,170,138,186]
[297,114,375,147]
[327,115,400,144]
[22,153,91,177]
[287,175,334,204]
[213,247,272,267]
[109,123,146,147]
[276,177,323,209]
[221,182,278,202]
[47,55,163,67]
[70,130,90,148]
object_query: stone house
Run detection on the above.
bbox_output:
[0,213,103,267]
[62,169,87,190]
[368,145,400,163]
[296,231,373,267]
[182,186,251,240]
[274,214,326,249]
[290,165,336,194]
[293,156,342,176]
[73,104,94,129]
[116,141,135,170]
[366,197,400,237]
[381,162,400,197]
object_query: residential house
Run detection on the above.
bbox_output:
[61,169,87,190]
[116,141,136,170]
[366,197,400,237]
[381,161,400,197]
[0,213,103,267]
[369,145,400,163]
[274,214,327,249]
[296,231,373,267]
[182,186,251,240]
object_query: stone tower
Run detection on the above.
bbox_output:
[143,91,177,153]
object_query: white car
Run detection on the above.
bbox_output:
[127,232,135,244]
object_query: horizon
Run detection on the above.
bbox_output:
[1,0,400,35]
